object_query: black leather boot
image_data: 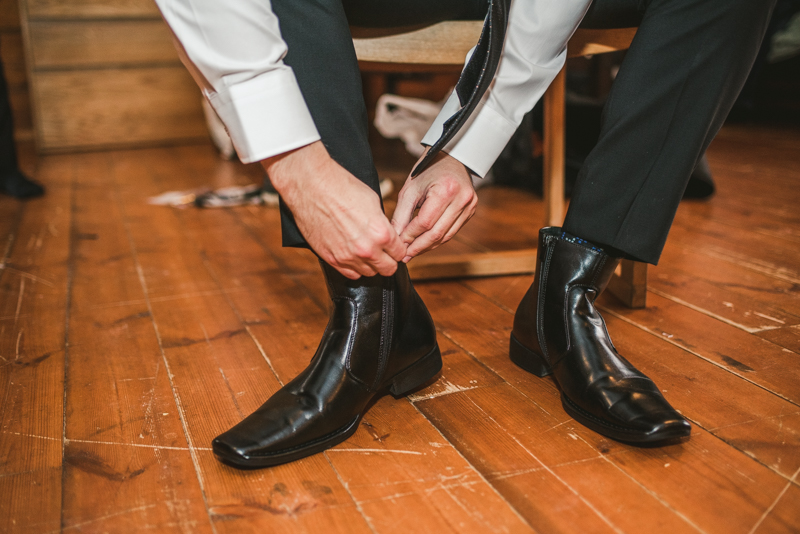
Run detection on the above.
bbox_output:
[510,227,691,444]
[213,261,441,468]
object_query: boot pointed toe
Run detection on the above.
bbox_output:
[212,434,257,466]
[638,414,692,443]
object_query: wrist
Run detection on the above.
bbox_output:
[261,141,328,196]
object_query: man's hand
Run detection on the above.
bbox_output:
[264,141,406,279]
[391,149,478,262]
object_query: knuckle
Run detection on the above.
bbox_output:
[417,216,435,231]
[353,244,373,259]
[380,262,398,276]
[429,229,445,242]
[441,178,460,196]
[374,226,392,244]
[327,251,343,267]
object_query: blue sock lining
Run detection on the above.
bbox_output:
[560,231,604,253]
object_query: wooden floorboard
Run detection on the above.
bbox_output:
[62,152,212,533]
[0,155,72,533]
[1,122,799,532]
[417,279,800,533]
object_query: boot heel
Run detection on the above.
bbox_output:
[388,345,443,397]
[509,334,552,377]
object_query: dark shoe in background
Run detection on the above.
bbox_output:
[1,169,44,199]
[212,261,442,468]
[509,227,691,444]
[683,155,715,199]
[1,59,43,200]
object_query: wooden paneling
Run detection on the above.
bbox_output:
[34,67,206,150]
[18,0,206,151]
[25,0,159,19]
[28,20,178,69]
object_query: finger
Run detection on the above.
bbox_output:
[440,198,477,243]
[349,261,378,278]
[391,186,420,237]
[328,249,377,279]
[399,191,449,243]
[405,202,463,258]
[371,252,400,277]
[336,266,363,280]
[383,227,408,262]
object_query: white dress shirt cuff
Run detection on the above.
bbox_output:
[420,91,518,178]
[206,67,320,164]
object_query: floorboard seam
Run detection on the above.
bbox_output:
[196,250,284,387]
[747,465,800,534]
[407,401,538,533]
[322,451,380,534]
[114,150,220,534]
[0,199,25,428]
[60,157,78,532]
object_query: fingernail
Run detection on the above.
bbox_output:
[403,256,412,263]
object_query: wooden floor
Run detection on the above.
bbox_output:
[1,123,800,533]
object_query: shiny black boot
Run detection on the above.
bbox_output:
[213,261,441,468]
[510,227,690,444]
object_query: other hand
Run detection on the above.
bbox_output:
[391,149,478,262]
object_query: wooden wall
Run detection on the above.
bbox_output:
[17,0,208,152]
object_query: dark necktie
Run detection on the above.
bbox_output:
[411,0,511,177]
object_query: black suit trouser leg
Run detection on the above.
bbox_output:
[0,60,18,176]
[562,0,776,264]
[269,0,488,248]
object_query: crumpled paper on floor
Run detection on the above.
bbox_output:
[148,179,393,208]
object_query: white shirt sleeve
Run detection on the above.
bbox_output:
[155,0,320,163]
[421,0,593,177]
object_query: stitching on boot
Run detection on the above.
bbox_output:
[590,255,607,290]
[372,286,393,391]
[538,240,555,365]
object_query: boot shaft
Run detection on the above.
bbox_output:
[513,228,620,365]
[319,261,437,390]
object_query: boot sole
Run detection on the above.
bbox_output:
[510,334,690,444]
[214,345,442,469]
[561,393,691,444]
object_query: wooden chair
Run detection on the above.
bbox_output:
[353,23,647,308]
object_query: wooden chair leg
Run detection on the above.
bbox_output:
[543,66,566,227]
[607,259,648,308]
